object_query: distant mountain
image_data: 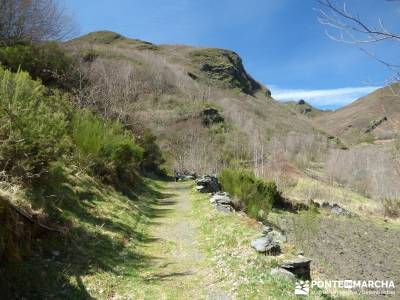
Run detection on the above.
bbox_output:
[314,84,400,144]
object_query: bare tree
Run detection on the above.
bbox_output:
[0,0,76,45]
[316,0,400,81]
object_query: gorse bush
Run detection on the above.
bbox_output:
[219,168,281,220]
[72,110,143,183]
[136,129,165,175]
[0,66,159,187]
[0,67,71,182]
[0,42,78,90]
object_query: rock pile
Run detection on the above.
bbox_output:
[195,175,219,193]
[250,225,286,256]
[209,192,235,213]
[174,171,197,181]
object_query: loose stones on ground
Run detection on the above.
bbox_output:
[321,202,353,217]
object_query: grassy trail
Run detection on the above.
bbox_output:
[2,179,333,299]
[134,181,227,299]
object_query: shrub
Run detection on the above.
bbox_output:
[383,198,400,218]
[72,110,143,183]
[0,42,78,90]
[136,129,165,174]
[0,67,70,183]
[219,168,281,220]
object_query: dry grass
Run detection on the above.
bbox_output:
[314,83,400,145]
[65,32,321,175]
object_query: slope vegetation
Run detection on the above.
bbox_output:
[65,31,323,173]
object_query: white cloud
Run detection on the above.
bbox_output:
[269,85,380,109]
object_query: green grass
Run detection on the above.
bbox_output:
[0,170,170,299]
[191,189,334,299]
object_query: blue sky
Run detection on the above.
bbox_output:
[66,0,400,109]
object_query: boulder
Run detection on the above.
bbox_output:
[195,175,219,193]
[252,227,284,255]
[270,267,296,280]
[251,236,273,253]
[262,226,273,234]
[267,230,287,244]
[265,242,281,255]
[279,257,312,279]
[210,194,232,205]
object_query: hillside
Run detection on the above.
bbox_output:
[65,31,327,173]
[314,84,400,145]
[2,28,400,299]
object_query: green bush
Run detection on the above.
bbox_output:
[0,65,164,188]
[136,129,165,174]
[219,168,281,220]
[72,110,143,183]
[0,42,78,90]
[0,67,71,182]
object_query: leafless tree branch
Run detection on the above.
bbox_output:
[0,0,77,45]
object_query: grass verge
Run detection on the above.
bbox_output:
[191,188,337,299]
[0,170,170,300]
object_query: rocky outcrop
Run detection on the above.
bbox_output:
[189,48,265,95]
[365,116,387,133]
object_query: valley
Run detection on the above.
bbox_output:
[1,1,400,298]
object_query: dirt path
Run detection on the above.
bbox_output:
[137,181,229,299]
